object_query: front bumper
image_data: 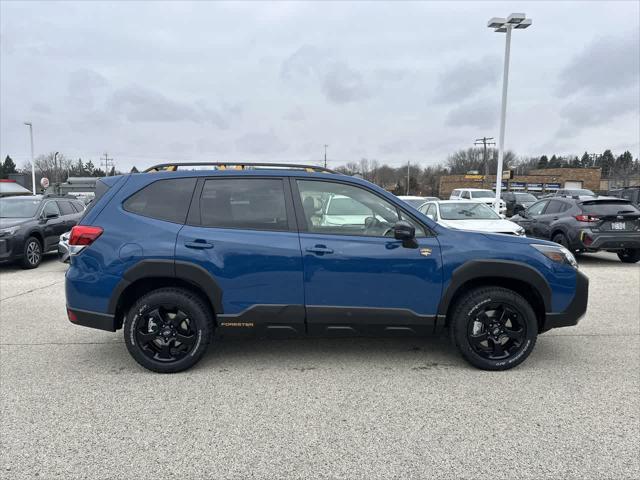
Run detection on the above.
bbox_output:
[0,236,21,262]
[579,230,640,251]
[544,269,589,330]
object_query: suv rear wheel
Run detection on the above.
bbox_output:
[449,286,538,370]
[124,287,214,373]
[617,248,640,264]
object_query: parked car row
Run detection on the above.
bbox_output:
[0,194,85,268]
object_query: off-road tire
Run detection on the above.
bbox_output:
[449,286,538,371]
[124,287,214,373]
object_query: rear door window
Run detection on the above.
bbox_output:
[57,200,76,216]
[124,178,197,224]
[544,200,566,215]
[199,178,289,231]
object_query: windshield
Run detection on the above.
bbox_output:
[326,197,372,216]
[470,191,495,199]
[440,202,501,220]
[0,198,40,218]
[514,193,537,202]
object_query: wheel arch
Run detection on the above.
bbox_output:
[108,260,222,329]
[25,229,44,247]
[438,260,551,332]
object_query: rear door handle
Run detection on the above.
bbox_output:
[306,245,334,255]
[184,240,214,249]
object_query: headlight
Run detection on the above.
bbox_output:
[531,244,578,268]
[0,226,20,237]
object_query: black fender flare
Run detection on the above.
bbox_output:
[107,259,223,314]
[436,259,552,317]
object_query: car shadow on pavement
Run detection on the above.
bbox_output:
[0,253,61,273]
[79,333,471,374]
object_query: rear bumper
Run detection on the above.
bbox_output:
[544,270,589,330]
[578,230,640,251]
[67,307,116,332]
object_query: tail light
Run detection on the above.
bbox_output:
[68,225,103,255]
[575,214,600,223]
[69,225,103,245]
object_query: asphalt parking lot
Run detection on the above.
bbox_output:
[0,252,638,480]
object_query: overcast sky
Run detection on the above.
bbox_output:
[1,1,638,172]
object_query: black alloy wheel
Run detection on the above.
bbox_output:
[135,306,198,362]
[22,237,42,269]
[124,288,214,373]
[552,233,569,249]
[450,286,538,370]
[467,303,527,361]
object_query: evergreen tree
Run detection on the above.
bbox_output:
[2,155,17,178]
[548,155,561,168]
[580,152,590,168]
[85,160,95,176]
[570,155,581,167]
[537,155,549,169]
[614,151,633,174]
[130,166,139,173]
[600,149,615,177]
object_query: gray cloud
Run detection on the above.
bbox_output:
[283,106,306,122]
[108,85,228,127]
[557,29,640,97]
[235,130,288,155]
[435,56,500,104]
[445,98,498,129]
[31,102,52,114]
[67,69,108,106]
[322,62,370,104]
[281,47,369,104]
[380,139,413,155]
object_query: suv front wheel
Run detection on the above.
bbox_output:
[449,286,538,370]
[124,287,214,373]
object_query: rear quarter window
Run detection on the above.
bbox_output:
[124,178,197,224]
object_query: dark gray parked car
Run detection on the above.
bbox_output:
[511,196,640,263]
[0,195,85,268]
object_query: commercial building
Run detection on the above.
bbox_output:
[439,167,602,198]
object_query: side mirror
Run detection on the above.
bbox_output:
[499,214,506,219]
[45,212,59,220]
[521,210,529,218]
[393,220,415,241]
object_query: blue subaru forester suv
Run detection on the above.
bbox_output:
[65,163,588,373]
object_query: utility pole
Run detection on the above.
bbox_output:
[323,144,328,169]
[474,137,496,178]
[23,122,36,194]
[406,161,410,195]
[103,152,114,176]
[54,152,60,184]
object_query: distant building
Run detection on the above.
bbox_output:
[0,179,32,197]
[439,167,602,198]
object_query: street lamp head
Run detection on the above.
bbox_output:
[24,122,32,126]
[515,18,532,29]
[488,13,531,33]
[487,17,506,28]
[507,13,527,24]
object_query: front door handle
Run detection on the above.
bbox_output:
[306,245,334,255]
[184,240,213,249]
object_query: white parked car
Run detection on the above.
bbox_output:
[418,200,525,236]
[397,195,439,208]
[449,188,506,215]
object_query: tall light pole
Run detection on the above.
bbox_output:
[54,152,60,184]
[23,122,36,194]
[323,144,328,169]
[487,13,532,211]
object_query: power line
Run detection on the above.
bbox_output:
[102,152,115,175]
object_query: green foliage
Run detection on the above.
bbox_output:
[1,155,17,178]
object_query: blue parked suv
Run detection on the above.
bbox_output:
[65,163,588,373]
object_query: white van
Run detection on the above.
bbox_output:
[449,188,507,215]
